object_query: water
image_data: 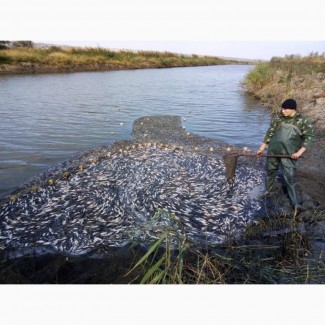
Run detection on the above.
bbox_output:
[0,65,271,197]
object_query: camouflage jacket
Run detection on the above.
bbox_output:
[263,112,314,149]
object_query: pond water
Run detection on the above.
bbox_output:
[0,65,271,197]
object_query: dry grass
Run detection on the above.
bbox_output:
[244,53,325,92]
[0,46,235,70]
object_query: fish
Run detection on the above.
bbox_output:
[0,143,265,258]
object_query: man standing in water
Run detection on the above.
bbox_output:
[257,98,314,216]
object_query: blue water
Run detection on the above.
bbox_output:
[0,65,271,197]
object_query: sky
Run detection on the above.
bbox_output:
[1,0,324,60]
[1,0,325,324]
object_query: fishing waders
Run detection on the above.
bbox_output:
[266,122,303,216]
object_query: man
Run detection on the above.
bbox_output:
[257,98,314,214]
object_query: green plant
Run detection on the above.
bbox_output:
[0,53,12,64]
[126,209,188,284]
[244,62,275,89]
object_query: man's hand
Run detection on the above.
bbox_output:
[291,147,306,159]
[257,149,264,157]
[257,143,267,157]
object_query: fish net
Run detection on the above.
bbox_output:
[223,153,239,182]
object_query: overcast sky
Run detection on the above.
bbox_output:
[1,0,324,60]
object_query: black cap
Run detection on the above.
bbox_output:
[281,98,297,110]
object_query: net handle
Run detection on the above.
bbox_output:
[236,153,295,158]
[223,153,302,182]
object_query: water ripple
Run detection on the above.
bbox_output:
[0,65,271,196]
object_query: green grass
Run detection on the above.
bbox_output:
[244,62,276,89]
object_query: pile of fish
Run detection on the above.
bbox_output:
[0,144,265,257]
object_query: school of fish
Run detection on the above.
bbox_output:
[0,143,265,257]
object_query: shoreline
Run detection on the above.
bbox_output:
[0,44,253,76]
[0,61,252,76]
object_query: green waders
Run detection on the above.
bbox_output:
[266,122,303,207]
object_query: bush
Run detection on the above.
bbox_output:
[244,62,275,89]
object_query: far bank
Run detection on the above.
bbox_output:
[0,44,252,75]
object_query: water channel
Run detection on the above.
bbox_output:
[0,65,271,197]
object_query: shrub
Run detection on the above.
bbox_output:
[244,62,275,89]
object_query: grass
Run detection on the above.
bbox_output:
[242,53,325,114]
[270,53,325,75]
[243,53,325,91]
[0,45,242,71]
[244,62,276,89]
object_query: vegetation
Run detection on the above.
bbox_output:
[0,42,245,72]
[244,62,276,89]
[242,53,325,116]
[270,53,325,74]
[244,53,325,91]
